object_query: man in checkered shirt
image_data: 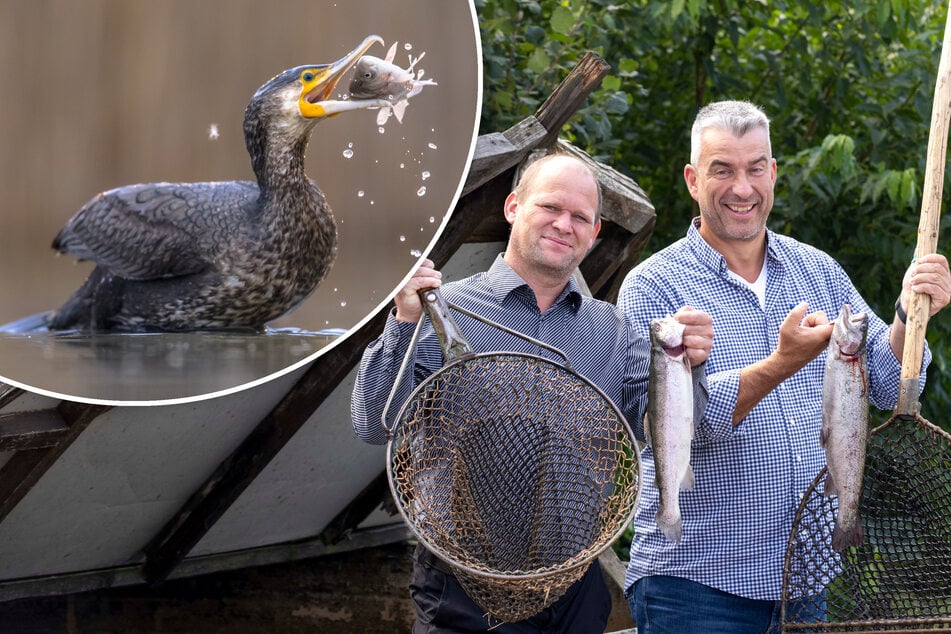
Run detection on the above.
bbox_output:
[619,100,951,633]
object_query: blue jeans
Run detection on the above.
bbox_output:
[627,575,825,634]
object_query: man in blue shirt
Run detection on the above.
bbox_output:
[618,100,951,633]
[352,153,713,633]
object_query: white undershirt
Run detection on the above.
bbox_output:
[728,259,767,309]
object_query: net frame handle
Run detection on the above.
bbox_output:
[380,286,574,437]
[897,2,951,416]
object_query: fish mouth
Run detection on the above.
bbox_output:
[304,35,384,105]
[838,347,861,359]
[664,345,685,357]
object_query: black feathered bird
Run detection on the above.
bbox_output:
[47,35,385,331]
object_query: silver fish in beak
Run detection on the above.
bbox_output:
[347,42,438,125]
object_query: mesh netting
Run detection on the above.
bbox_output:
[782,414,951,632]
[387,352,640,623]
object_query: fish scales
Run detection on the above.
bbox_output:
[347,42,437,125]
[821,303,869,552]
[647,315,694,543]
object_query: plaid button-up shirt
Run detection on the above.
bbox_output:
[619,218,929,600]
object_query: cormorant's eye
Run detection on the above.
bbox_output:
[302,71,316,83]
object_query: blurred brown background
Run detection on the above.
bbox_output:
[0,0,480,332]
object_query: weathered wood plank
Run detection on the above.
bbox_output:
[462,118,547,197]
[0,384,24,410]
[140,308,392,584]
[0,410,69,451]
[318,470,390,545]
[534,51,611,147]
[0,402,110,525]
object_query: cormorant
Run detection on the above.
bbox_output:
[47,35,386,332]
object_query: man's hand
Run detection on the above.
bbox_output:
[674,306,714,368]
[394,259,443,323]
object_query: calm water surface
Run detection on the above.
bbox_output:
[0,327,342,403]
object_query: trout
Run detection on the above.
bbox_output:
[821,303,869,552]
[348,42,437,125]
[647,315,695,543]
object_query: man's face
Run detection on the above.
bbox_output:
[503,158,601,280]
[685,125,777,247]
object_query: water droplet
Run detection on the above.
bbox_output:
[378,127,385,134]
[417,186,427,197]
[357,190,365,198]
[429,216,436,223]
[342,148,354,159]
[340,301,347,307]
[410,249,422,257]
[207,123,219,140]
[399,163,405,169]
[428,142,437,150]
[421,171,431,180]
[404,42,413,51]
[399,235,406,242]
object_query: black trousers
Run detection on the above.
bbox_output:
[409,544,611,634]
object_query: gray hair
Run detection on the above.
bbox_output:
[690,100,771,166]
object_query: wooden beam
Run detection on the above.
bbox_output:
[0,523,413,603]
[533,51,611,147]
[140,307,392,584]
[0,384,24,410]
[0,402,110,525]
[318,470,390,545]
[0,410,70,451]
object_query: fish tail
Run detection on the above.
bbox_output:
[831,515,863,552]
[822,471,837,497]
[656,506,683,543]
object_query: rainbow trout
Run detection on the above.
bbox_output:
[348,42,437,125]
[647,315,695,543]
[821,303,869,552]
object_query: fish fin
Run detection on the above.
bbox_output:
[656,508,683,543]
[392,100,408,123]
[822,471,837,497]
[384,42,398,63]
[681,464,695,491]
[644,413,653,447]
[376,108,391,126]
[819,424,830,448]
[831,515,863,552]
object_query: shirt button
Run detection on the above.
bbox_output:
[796,455,802,462]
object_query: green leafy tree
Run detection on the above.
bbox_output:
[477,0,951,429]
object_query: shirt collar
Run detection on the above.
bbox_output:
[486,254,584,311]
[686,216,779,275]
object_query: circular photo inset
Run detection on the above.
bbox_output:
[0,0,481,403]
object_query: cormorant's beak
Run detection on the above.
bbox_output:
[299,35,386,119]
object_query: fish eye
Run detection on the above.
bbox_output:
[302,70,316,83]
[363,71,373,79]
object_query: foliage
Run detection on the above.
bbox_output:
[477,0,951,430]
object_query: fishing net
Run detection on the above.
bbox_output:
[385,292,639,623]
[781,415,951,632]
